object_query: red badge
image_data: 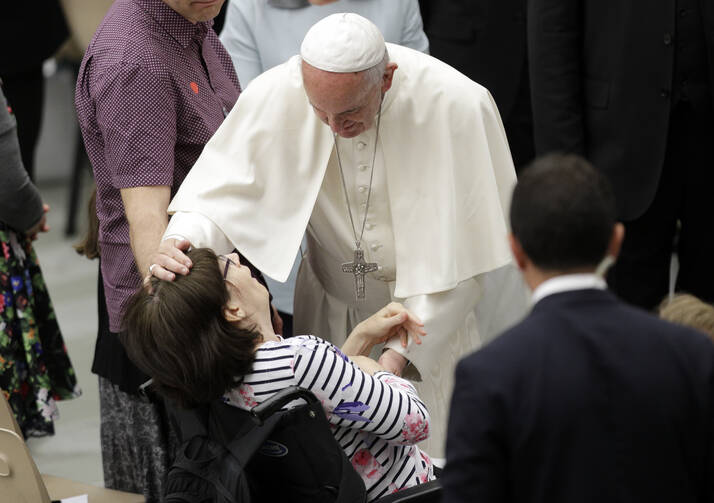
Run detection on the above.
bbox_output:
[190,82,199,94]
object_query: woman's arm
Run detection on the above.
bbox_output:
[0,90,44,232]
[292,337,431,446]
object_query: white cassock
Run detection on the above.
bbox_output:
[164,43,529,458]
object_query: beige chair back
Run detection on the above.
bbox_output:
[0,394,51,503]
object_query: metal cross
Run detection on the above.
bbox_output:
[342,248,379,299]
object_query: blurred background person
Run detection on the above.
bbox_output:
[222,0,428,86]
[528,0,714,310]
[220,0,428,336]
[0,2,69,180]
[659,293,714,341]
[419,0,534,170]
[0,86,80,439]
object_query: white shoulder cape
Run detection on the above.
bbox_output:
[168,43,516,298]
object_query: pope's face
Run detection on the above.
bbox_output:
[302,61,395,138]
[162,0,225,24]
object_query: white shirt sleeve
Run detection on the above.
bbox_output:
[383,276,483,375]
[220,0,263,87]
[400,0,430,54]
[163,211,235,255]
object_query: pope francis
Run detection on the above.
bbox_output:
[151,13,528,458]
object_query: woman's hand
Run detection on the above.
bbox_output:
[25,204,50,240]
[342,302,426,356]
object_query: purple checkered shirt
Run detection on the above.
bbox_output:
[75,0,240,333]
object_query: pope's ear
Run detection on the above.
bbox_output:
[223,303,246,323]
[382,63,398,93]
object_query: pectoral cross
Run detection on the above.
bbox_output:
[342,248,378,300]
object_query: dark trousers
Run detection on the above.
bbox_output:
[608,102,714,310]
[1,66,44,181]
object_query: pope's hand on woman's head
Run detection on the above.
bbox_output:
[147,238,193,282]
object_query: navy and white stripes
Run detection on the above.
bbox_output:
[225,335,434,501]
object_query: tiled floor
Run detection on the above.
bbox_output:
[27,178,103,487]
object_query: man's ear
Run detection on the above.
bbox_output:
[508,233,528,271]
[381,62,398,94]
[223,302,246,323]
[607,222,625,260]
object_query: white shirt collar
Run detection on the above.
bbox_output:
[531,273,607,305]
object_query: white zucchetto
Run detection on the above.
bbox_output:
[300,13,386,73]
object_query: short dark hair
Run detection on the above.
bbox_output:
[510,153,617,271]
[121,248,261,408]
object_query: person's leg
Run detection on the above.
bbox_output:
[607,111,681,311]
[1,67,44,180]
[98,377,177,501]
[674,104,714,303]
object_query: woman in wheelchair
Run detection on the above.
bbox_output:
[122,248,436,501]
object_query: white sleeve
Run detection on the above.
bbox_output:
[163,211,235,254]
[220,0,263,87]
[383,276,483,375]
[400,0,430,54]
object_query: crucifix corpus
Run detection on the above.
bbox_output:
[342,248,378,299]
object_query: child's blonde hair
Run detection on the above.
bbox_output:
[659,294,714,341]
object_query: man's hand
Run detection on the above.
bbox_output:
[26,204,50,240]
[378,349,408,376]
[350,355,386,376]
[148,238,192,281]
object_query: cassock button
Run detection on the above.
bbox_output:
[663,33,672,46]
[357,141,367,150]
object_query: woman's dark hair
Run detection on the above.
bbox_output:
[510,153,617,271]
[74,186,100,259]
[121,248,261,408]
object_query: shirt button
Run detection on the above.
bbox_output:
[663,33,672,46]
[370,243,381,252]
[358,164,369,171]
[365,223,375,230]
[357,141,367,150]
[358,186,367,193]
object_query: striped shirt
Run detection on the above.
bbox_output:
[224,335,435,501]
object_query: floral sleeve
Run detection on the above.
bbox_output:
[291,337,430,445]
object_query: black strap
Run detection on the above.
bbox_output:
[224,413,283,467]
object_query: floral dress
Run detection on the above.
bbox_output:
[0,223,81,437]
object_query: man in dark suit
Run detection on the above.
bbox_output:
[528,0,714,310]
[420,0,534,170]
[442,154,714,503]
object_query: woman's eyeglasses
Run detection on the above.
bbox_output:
[217,255,238,280]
